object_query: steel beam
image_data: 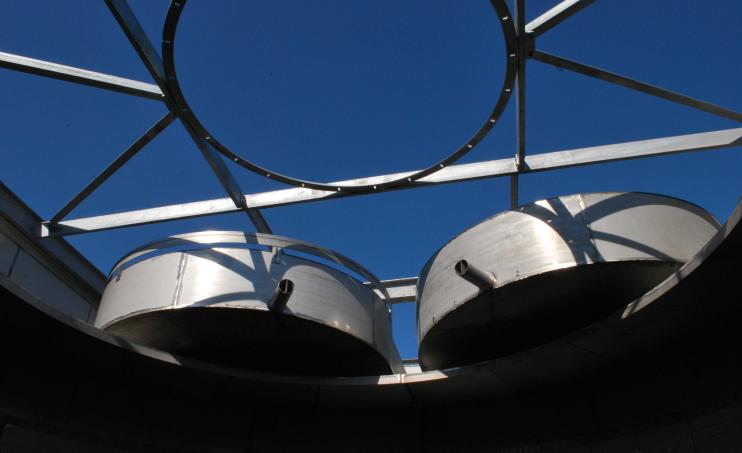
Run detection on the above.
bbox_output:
[41,128,742,237]
[182,127,245,210]
[49,112,177,224]
[158,0,518,195]
[509,176,519,209]
[525,0,596,37]
[243,209,272,235]
[186,129,272,233]
[183,125,273,234]
[512,0,527,208]
[365,277,418,304]
[0,51,163,100]
[104,0,272,234]
[104,0,167,90]
[43,198,238,237]
[532,51,742,123]
[515,2,527,169]
[0,182,107,300]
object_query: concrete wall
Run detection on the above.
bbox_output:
[0,183,103,323]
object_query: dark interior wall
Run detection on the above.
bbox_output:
[2,276,742,452]
[1,192,739,452]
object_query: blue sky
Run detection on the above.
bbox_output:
[1,0,740,358]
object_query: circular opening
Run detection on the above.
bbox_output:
[171,0,510,184]
[454,259,469,276]
[278,278,294,295]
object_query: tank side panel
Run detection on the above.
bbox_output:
[582,193,720,262]
[417,193,720,343]
[176,248,268,310]
[96,246,400,364]
[418,194,594,341]
[94,253,182,328]
[281,258,376,345]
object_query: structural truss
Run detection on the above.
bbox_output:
[0,0,738,254]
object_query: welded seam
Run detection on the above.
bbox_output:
[171,252,188,307]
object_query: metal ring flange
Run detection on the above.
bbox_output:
[110,231,391,300]
[162,1,517,193]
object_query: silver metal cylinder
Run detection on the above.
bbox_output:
[95,232,403,377]
[417,192,720,370]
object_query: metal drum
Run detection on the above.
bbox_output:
[417,192,720,371]
[95,232,403,377]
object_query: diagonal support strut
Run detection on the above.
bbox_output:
[50,112,177,224]
[103,0,273,234]
[182,124,273,234]
[532,50,742,123]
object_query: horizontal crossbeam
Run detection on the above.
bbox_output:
[41,128,742,237]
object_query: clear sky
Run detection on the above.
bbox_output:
[1,0,740,358]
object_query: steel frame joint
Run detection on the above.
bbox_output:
[517,32,535,59]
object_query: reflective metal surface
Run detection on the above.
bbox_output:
[0,0,734,237]
[42,127,742,237]
[417,192,721,370]
[95,231,403,376]
[2,193,742,452]
[0,0,740,448]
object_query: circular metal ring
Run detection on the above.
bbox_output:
[109,231,391,300]
[162,1,517,193]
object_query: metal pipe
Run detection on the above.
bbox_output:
[269,279,294,313]
[454,260,496,290]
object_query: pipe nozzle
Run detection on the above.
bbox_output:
[455,260,496,290]
[269,279,294,313]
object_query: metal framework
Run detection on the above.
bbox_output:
[160,0,518,193]
[1,0,739,289]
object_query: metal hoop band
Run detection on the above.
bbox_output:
[161,0,517,193]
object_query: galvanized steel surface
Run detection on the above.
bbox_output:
[41,128,742,237]
[417,192,721,368]
[2,199,742,452]
[95,231,403,375]
[0,0,735,237]
[2,195,738,390]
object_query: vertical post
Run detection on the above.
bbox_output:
[509,175,519,209]
[511,0,527,209]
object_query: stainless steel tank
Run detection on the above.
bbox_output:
[417,192,720,371]
[95,232,403,376]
